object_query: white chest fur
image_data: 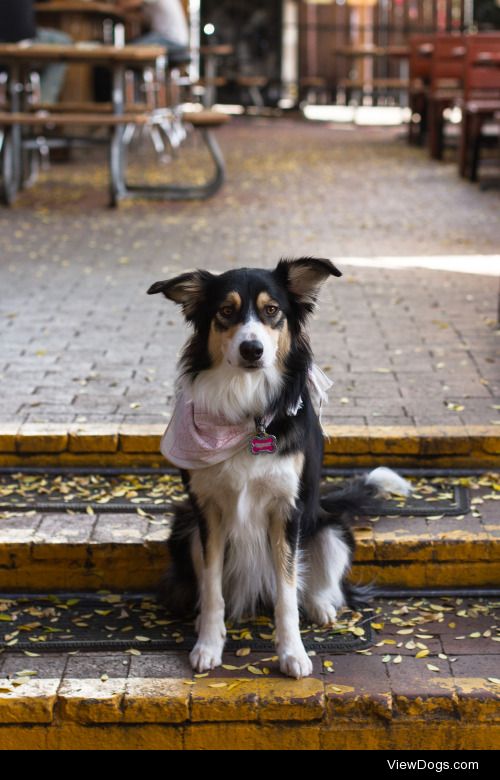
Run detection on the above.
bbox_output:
[189,449,303,619]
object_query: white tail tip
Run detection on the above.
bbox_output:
[366,467,412,497]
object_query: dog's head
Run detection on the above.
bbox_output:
[148,257,341,375]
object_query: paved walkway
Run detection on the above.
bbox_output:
[0,118,499,430]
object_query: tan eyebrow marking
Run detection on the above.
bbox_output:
[220,291,241,310]
[256,291,279,311]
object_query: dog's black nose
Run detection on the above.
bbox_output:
[239,340,264,362]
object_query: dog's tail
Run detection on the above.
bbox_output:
[343,581,378,609]
[319,467,412,606]
[320,467,411,518]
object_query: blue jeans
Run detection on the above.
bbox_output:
[35,28,72,103]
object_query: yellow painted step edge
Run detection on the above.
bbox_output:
[0,675,498,749]
[0,675,498,724]
[0,424,498,467]
[0,720,498,750]
[0,541,498,590]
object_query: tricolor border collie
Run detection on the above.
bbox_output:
[148,257,410,678]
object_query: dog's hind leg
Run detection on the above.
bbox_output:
[302,527,351,625]
[189,504,227,673]
[269,506,313,679]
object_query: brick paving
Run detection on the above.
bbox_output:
[0,118,499,430]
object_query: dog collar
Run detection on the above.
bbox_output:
[160,364,333,470]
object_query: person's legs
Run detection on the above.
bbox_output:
[132,31,190,66]
[130,32,190,107]
[34,28,72,103]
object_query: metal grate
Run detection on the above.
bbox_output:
[0,468,470,517]
[0,592,373,654]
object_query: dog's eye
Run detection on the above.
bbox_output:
[265,305,279,317]
[219,305,234,318]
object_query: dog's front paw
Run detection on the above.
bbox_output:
[279,647,313,679]
[190,641,224,672]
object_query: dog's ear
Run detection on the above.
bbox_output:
[147,271,214,320]
[276,257,341,308]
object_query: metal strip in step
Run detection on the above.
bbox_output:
[1,588,498,655]
[0,467,472,516]
[0,592,374,654]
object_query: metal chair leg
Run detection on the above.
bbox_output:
[469,116,482,183]
[1,128,20,205]
[109,126,127,207]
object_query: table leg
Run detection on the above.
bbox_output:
[125,126,225,200]
[1,128,18,205]
[203,54,216,108]
[109,124,128,206]
[459,111,470,178]
[2,63,23,203]
[155,54,168,108]
[428,98,445,160]
[399,59,409,108]
[469,114,482,183]
[109,63,127,206]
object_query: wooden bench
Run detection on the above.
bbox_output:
[2,107,230,126]
[300,76,327,88]
[235,76,268,107]
[193,77,227,88]
[0,108,230,205]
[31,101,148,113]
[0,111,151,126]
[299,76,329,105]
[338,78,409,90]
[459,39,500,182]
[182,110,230,128]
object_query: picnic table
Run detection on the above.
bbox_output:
[198,44,233,107]
[0,42,229,206]
[334,44,410,104]
[35,0,132,102]
[335,45,410,59]
[35,1,125,18]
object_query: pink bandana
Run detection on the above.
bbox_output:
[160,395,256,469]
[160,364,333,470]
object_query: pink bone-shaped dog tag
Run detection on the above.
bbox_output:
[249,433,277,455]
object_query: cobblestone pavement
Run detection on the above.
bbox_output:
[0,118,499,429]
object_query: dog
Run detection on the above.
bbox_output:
[148,257,410,678]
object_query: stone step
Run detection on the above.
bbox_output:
[0,424,499,470]
[0,596,497,749]
[0,474,498,590]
